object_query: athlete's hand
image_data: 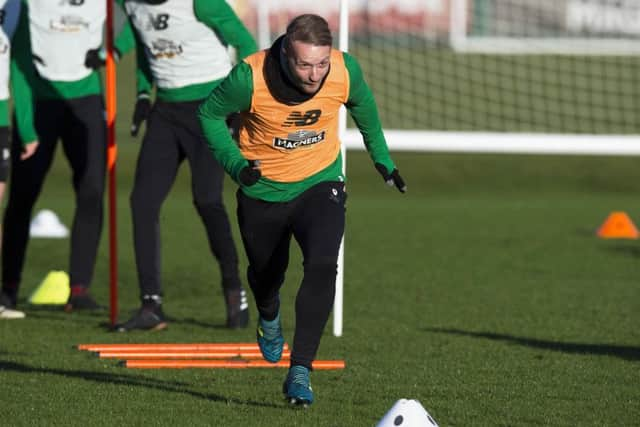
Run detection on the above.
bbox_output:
[131,93,152,137]
[375,163,406,193]
[21,141,39,160]
[239,160,261,186]
[84,48,105,69]
[84,47,120,70]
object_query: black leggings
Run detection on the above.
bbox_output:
[237,181,346,369]
[2,95,106,289]
[0,126,9,182]
[129,100,240,298]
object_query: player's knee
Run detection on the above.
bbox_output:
[303,260,338,284]
[194,198,225,217]
[76,182,104,207]
[248,265,286,289]
[129,190,161,219]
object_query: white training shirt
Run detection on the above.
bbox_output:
[28,0,105,82]
[124,0,232,89]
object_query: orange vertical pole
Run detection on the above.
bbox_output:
[105,0,118,326]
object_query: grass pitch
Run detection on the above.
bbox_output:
[1,147,639,426]
[0,54,639,426]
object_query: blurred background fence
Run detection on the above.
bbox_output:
[230,0,640,154]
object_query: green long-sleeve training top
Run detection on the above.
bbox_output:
[11,0,136,144]
[198,48,396,203]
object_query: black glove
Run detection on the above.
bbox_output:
[375,163,406,193]
[0,125,9,157]
[84,47,120,70]
[238,160,261,186]
[130,93,152,137]
[85,48,104,69]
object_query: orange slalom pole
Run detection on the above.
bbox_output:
[77,343,289,352]
[105,0,118,327]
[124,359,346,370]
[98,350,292,359]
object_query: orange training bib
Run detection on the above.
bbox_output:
[239,49,349,182]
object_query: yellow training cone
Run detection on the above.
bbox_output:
[29,271,70,305]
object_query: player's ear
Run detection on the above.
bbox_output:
[281,37,288,56]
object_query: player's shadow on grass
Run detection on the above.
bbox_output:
[169,316,231,330]
[424,327,640,361]
[0,359,281,409]
[112,308,230,330]
[603,243,640,258]
[18,301,111,319]
[8,305,116,323]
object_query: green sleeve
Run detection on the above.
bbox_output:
[134,31,153,94]
[113,0,152,94]
[10,1,37,144]
[113,0,136,57]
[0,100,9,127]
[197,61,253,182]
[343,52,395,174]
[194,0,257,60]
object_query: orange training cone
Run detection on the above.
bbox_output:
[596,211,640,239]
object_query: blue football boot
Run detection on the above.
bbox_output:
[283,365,314,407]
[256,313,284,362]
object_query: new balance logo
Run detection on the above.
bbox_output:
[282,109,321,127]
[147,13,169,31]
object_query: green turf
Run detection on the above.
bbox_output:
[1,55,639,426]
[1,146,639,426]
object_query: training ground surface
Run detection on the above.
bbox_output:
[0,56,639,426]
[1,147,639,426]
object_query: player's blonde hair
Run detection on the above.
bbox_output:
[285,14,333,50]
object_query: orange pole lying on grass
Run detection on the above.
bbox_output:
[124,359,346,370]
[98,350,292,359]
[77,343,289,352]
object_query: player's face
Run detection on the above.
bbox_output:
[286,40,331,94]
